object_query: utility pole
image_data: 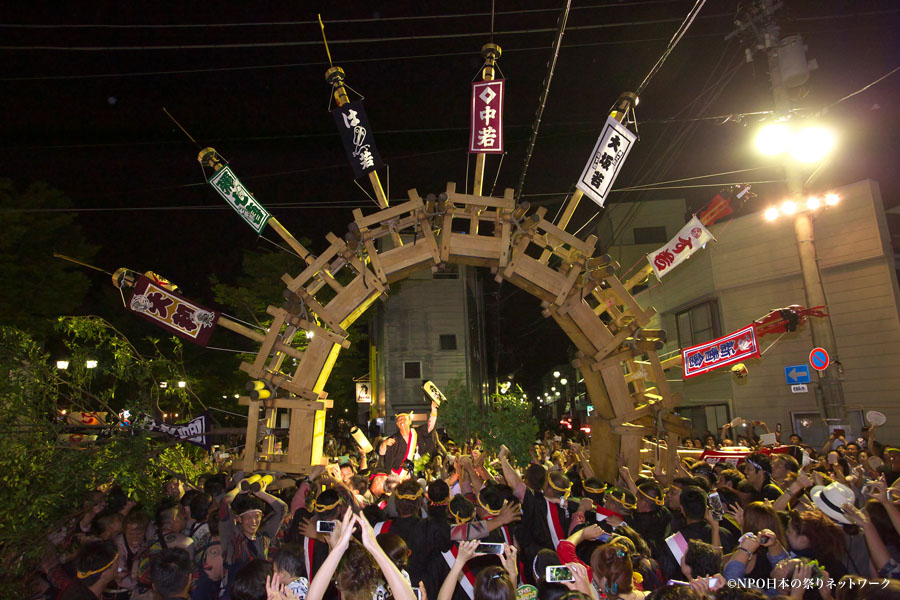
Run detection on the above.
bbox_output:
[739,0,846,422]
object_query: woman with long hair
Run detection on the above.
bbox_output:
[590,542,646,599]
[723,501,787,579]
[787,509,849,579]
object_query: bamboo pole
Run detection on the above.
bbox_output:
[472,43,501,198]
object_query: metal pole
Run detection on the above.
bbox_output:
[762,1,845,421]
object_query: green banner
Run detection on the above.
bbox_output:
[208,166,270,234]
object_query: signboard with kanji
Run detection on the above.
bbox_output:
[648,216,714,278]
[208,166,271,234]
[682,324,760,378]
[128,275,220,346]
[575,115,637,207]
[469,80,504,154]
[331,100,384,178]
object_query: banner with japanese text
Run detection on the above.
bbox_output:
[575,116,636,207]
[332,100,384,179]
[128,275,219,346]
[208,166,271,234]
[648,215,714,278]
[469,80,504,154]
[138,413,211,449]
[682,324,760,378]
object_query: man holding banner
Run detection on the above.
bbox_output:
[379,401,440,476]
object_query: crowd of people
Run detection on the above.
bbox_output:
[35,409,900,600]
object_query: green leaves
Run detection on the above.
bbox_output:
[0,320,214,592]
[440,377,538,467]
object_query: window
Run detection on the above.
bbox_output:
[439,334,458,351]
[403,361,422,380]
[675,299,721,348]
[633,226,668,245]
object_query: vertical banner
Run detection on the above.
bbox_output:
[469,80,505,154]
[648,216,714,279]
[208,166,271,234]
[682,325,760,378]
[129,275,220,346]
[575,115,637,207]
[332,100,384,179]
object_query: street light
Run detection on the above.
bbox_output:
[177,381,186,388]
[754,122,836,163]
[56,360,69,370]
[559,378,568,386]
[764,193,839,221]
[553,371,560,378]
[85,360,98,369]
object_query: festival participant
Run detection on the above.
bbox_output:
[723,501,787,580]
[193,537,224,600]
[291,487,345,590]
[153,502,195,559]
[149,548,193,600]
[497,444,579,570]
[272,543,309,600]
[436,540,518,600]
[305,509,416,600]
[741,453,783,502]
[165,478,186,502]
[372,480,521,597]
[217,475,288,590]
[187,492,213,549]
[50,540,120,600]
[379,406,439,476]
[115,510,151,595]
[231,559,273,600]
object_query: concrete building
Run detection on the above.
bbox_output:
[602,179,900,447]
[370,261,488,435]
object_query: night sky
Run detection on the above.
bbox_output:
[2,1,898,392]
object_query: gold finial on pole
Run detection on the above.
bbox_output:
[318,14,333,68]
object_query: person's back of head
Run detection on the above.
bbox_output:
[273,543,305,580]
[474,565,515,600]
[536,582,573,600]
[590,543,634,596]
[680,486,708,522]
[713,588,767,600]
[337,540,382,600]
[532,548,562,584]
[232,559,273,600]
[150,548,193,599]
[93,510,123,539]
[377,532,410,571]
[349,474,370,496]
[203,473,227,498]
[394,480,424,517]
[189,492,213,523]
[546,471,572,499]
[448,494,476,525]
[427,479,450,504]
[525,463,547,491]
[73,540,119,590]
[682,539,721,578]
[312,488,344,520]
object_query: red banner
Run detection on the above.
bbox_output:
[128,275,219,346]
[698,445,790,467]
[469,80,504,154]
[682,325,760,378]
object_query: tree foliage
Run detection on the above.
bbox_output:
[440,378,538,467]
[0,319,213,591]
[0,179,98,334]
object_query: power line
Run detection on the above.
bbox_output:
[0,2,682,29]
[0,14,738,52]
[635,0,707,97]
[823,64,900,112]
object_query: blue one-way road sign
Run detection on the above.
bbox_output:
[785,364,811,385]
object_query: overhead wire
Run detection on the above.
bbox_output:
[634,0,708,97]
[0,2,683,29]
[515,0,571,201]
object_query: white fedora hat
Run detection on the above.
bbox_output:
[810,482,855,525]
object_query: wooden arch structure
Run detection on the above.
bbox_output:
[201,52,690,483]
[215,175,689,482]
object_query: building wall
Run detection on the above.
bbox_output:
[609,180,900,446]
[372,263,485,435]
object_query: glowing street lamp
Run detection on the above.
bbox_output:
[56,360,69,370]
[177,381,186,388]
[754,122,836,164]
[85,360,98,369]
